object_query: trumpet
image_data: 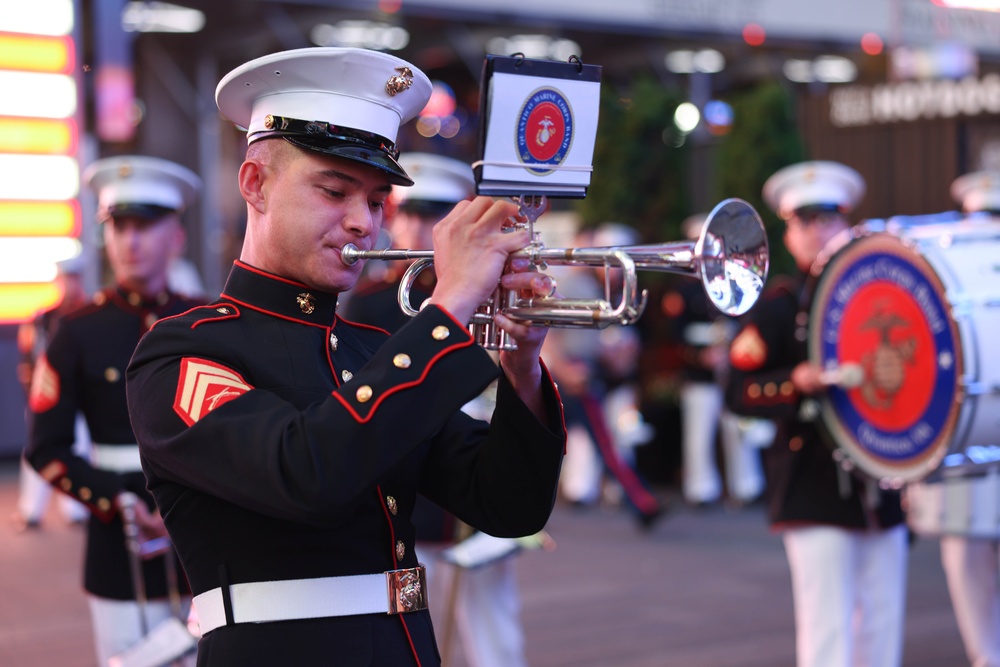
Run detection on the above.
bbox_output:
[342,198,769,350]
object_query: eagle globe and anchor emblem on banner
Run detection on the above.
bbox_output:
[809,233,963,483]
[515,87,574,175]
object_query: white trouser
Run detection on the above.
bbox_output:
[782,524,908,667]
[87,596,188,666]
[417,546,527,667]
[17,414,90,523]
[941,535,1000,667]
[681,382,723,503]
[558,424,603,505]
[718,410,766,502]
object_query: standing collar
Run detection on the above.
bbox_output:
[108,285,173,311]
[221,260,339,326]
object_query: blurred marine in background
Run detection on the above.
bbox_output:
[726,161,908,667]
[26,156,202,666]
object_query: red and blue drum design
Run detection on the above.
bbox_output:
[810,233,963,482]
[516,87,573,175]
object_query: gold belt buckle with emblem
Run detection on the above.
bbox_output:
[385,566,427,615]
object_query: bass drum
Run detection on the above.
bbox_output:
[808,215,1000,486]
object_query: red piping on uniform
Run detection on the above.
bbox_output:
[581,393,660,515]
[433,303,468,330]
[331,337,475,423]
[186,304,241,330]
[376,484,422,667]
[539,359,568,453]
[325,326,340,389]
[377,484,398,569]
[398,617,422,667]
[220,293,330,329]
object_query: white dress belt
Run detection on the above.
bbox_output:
[91,444,143,473]
[194,566,428,635]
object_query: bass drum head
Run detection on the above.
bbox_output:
[809,232,964,484]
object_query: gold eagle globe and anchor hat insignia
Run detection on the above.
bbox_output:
[215,47,432,186]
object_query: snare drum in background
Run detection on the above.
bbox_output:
[807,217,1000,486]
[906,467,1000,538]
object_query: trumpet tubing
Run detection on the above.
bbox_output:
[342,198,769,350]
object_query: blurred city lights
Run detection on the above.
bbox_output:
[0,0,73,36]
[121,2,205,33]
[0,33,74,73]
[415,81,462,139]
[931,0,1000,9]
[665,49,725,74]
[421,81,457,119]
[0,155,79,201]
[703,100,734,135]
[0,283,64,322]
[0,201,80,237]
[742,23,766,47]
[0,71,76,118]
[813,56,858,83]
[486,35,582,62]
[783,56,857,83]
[674,102,701,133]
[0,117,77,155]
[891,43,978,80]
[0,237,81,283]
[0,7,81,321]
[310,20,409,50]
[860,32,884,56]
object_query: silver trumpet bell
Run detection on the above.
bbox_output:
[342,198,769,350]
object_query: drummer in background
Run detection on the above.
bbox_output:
[725,161,909,667]
[930,170,1000,667]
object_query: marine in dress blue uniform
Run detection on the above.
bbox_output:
[725,161,908,667]
[25,155,203,665]
[126,48,566,667]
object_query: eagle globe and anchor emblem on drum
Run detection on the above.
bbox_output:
[516,87,574,175]
[809,233,963,484]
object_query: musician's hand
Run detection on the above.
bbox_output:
[131,498,170,541]
[791,361,824,395]
[430,197,526,325]
[496,260,555,367]
[495,261,557,423]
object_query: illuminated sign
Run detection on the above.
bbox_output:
[0,5,80,324]
[830,73,1000,127]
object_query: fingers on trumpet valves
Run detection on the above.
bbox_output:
[544,276,558,297]
[500,271,556,297]
[532,275,557,298]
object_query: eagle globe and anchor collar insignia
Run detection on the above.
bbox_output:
[517,87,574,176]
[809,233,962,484]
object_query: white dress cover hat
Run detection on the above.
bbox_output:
[951,170,1000,214]
[83,155,201,222]
[216,47,432,186]
[762,160,865,220]
[394,153,475,206]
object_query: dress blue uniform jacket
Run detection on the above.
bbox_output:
[26,286,202,600]
[724,272,904,530]
[126,261,566,666]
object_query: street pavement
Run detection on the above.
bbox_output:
[0,459,967,667]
